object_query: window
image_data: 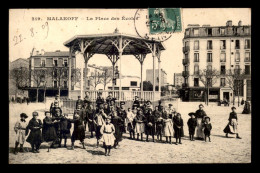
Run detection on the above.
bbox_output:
[63,59,68,67]
[41,59,46,67]
[221,28,225,35]
[194,40,199,50]
[185,30,189,36]
[235,52,240,62]
[221,65,226,75]
[194,65,199,75]
[220,78,225,87]
[207,65,212,71]
[220,53,226,62]
[54,59,58,67]
[194,53,199,62]
[194,29,199,36]
[122,87,130,90]
[130,81,137,86]
[64,81,67,88]
[54,81,57,88]
[184,41,189,47]
[194,78,199,87]
[220,40,226,49]
[244,27,249,34]
[64,70,68,77]
[207,53,212,62]
[245,39,250,49]
[235,65,240,74]
[207,40,212,50]
[54,69,58,78]
[207,78,212,87]
[245,65,250,75]
[245,52,250,62]
[208,28,212,36]
[235,40,240,49]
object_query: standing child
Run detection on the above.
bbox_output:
[163,112,174,144]
[13,113,29,154]
[100,116,115,156]
[203,116,212,142]
[26,112,43,153]
[134,109,146,141]
[94,108,106,148]
[154,106,164,142]
[126,108,136,139]
[60,113,72,148]
[187,112,197,141]
[173,113,184,145]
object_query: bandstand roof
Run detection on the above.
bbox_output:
[63,33,165,55]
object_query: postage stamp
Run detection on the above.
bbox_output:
[148,8,182,34]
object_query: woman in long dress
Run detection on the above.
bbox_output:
[195,104,207,140]
[224,107,242,139]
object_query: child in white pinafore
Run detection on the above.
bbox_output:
[100,116,115,156]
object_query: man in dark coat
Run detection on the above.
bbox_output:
[154,106,164,141]
[187,112,197,141]
[96,92,105,109]
[86,104,96,138]
[51,104,63,146]
[117,101,127,133]
[158,100,163,112]
[26,112,43,153]
[145,109,156,142]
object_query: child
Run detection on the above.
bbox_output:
[126,108,136,139]
[100,116,115,156]
[69,112,86,149]
[26,112,43,153]
[42,111,58,152]
[173,113,184,145]
[60,113,72,148]
[145,109,156,142]
[224,107,241,139]
[94,108,106,148]
[154,106,163,141]
[203,116,212,142]
[163,113,174,144]
[13,113,29,154]
[87,104,96,138]
[187,112,197,141]
[134,109,146,141]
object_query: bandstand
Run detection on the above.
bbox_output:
[63,29,165,102]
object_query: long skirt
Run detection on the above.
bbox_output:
[223,119,238,134]
[26,129,42,145]
[42,126,57,142]
[135,122,145,134]
[145,124,155,136]
[100,133,115,146]
[127,123,135,132]
[88,121,96,132]
[164,123,174,137]
[174,127,182,139]
[196,118,205,139]
[71,125,85,142]
[15,130,26,145]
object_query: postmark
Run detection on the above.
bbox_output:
[134,8,182,42]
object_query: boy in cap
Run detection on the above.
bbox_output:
[203,116,212,142]
[60,113,72,148]
[13,113,29,154]
[187,113,197,141]
[26,112,43,153]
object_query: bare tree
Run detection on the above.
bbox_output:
[198,68,220,105]
[89,69,102,89]
[225,68,246,106]
[10,67,30,99]
[100,68,112,90]
[31,69,46,102]
[50,66,69,97]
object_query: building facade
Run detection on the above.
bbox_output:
[174,73,184,87]
[181,20,251,102]
[146,69,167,87]
[29,50,76,101]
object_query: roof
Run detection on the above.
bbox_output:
[31,51,75,58]
[11,58,29,63]
[63,33,166,55]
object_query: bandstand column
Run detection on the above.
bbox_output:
[158,49,161,93]
[80,59,84,99]
[119,36,123,101]
[68,47,72,99]
[84,60,88,90]
[153,43,156,100]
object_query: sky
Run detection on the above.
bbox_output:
[9,8,251,84]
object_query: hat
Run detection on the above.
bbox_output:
[44,111,51,115]
[168,103,173,106]
[20,113,28,118]
[146,100,151,104]
[199,104,204,107]
[204,116,210,121]
[176,113,181,117]
[32,112,38,116]
[188,112,196,116]
[120,101,125,105]
[231,106,236,110]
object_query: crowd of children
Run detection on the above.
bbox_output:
[13,93,242,156]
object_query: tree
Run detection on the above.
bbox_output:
[89,69,102,89]
[198,68,220,105]
[50,66,69,97]
[143,81,153,91]
[100,68,112,90]
[225,68,246,106]
[10,67,30,99]
[31,69,47,102]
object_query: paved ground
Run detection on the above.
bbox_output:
[8,101,251,164]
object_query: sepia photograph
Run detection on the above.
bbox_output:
[8,8,251,164]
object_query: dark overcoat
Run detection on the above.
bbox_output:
[26,118,43,145]
[42,117,57,142]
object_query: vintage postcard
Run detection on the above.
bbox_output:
[9,8,251,164]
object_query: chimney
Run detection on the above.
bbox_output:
[226,20,232,26]
[41,49,45,55]
[238,20,242,26]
